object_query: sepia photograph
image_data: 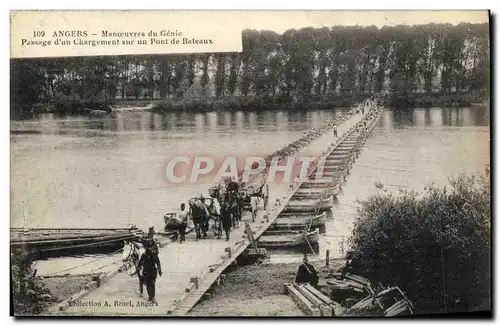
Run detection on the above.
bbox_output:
[9,10,491,317]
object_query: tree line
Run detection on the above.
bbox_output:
[11,23,489,114]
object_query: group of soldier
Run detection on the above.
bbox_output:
[171,179,247,244]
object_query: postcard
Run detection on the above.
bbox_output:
[10,10,491,317]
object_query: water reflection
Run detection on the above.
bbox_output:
[235,111,244,131]
[153,113,163,131]
[168,112,177,132]
[223,111,232,129]
[206,112,218,132]
[248,112,256,130]
[424,108,431,126]
[12,106,489,136]
[194,114,206,134]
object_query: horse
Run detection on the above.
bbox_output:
[225,191,243,228]
[122,240,146,295]
[188,198,212,239]
[246,182,269,210]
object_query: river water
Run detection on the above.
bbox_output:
[10,106,490,273]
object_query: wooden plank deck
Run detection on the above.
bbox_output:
[50,106,373,317]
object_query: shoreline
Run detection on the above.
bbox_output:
[10,93,486,118]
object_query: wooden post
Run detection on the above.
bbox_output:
[325,249,330,268]
[225,247,232,258]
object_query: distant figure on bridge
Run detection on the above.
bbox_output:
[199,195,210,238]
[177,203,189,243]
[250,196,259,222]
[333,125,338,138]
[138,246,162,302]
[221,194,232,241]
[295,255,319,287]
[148,226,155,238]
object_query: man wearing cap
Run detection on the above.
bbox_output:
[146,225,159,254]
[138,246,162,302]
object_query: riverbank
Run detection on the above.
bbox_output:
[188,260,345,316]
[381,92,487,108]
[151,94,368,113]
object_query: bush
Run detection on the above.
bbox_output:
[11,249,56,315]
[51,93,113,114]
[347,167,491,314]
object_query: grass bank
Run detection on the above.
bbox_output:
[41,275,94,304]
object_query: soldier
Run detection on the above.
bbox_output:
[250,195,258,222]
[147,225,155,239]
[137,246,162,302]
[199,195,209,238]
[221,195,232,241]
[177,203,189,243]
[147,225,159,254]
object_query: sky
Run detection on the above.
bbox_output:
[224,10,489,33]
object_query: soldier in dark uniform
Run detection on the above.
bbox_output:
[199,196,209,238]
[146,226,159,255]
[138,246,162,302]
[191,198,208,241]
[221,195,232,241]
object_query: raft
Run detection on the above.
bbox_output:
[10,227,142,253]
[258,228,320,248]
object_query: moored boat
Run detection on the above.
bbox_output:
[258,228,320,248]
[294,183,340,199]
[272,212,327,229]
[322,164,348,172]
[301,179,336,188]
[283,196,334,213]
[321,169,348,178]
[325,158,348,166]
